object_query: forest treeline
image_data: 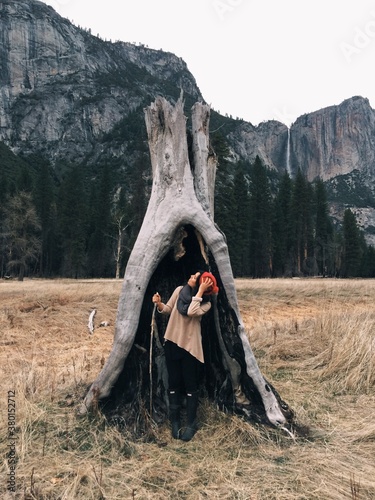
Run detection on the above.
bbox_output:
[1,138,375,281]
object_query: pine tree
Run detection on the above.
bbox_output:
[230,163,250,276]
[0,164,8,277]
[211,133,252,276]
[124,153,148,256]
[86,163,114,277]
[361,245,375,277]
[2,192,41,280]
[248,156,272,277]
[0,141,31,196]
[341,208,362,277]
[33,159,56,276]
[272,172,293,276]
[313,179,333,276]
[290,169,315,275]
[16,164,34,193]
[0,169,7,208]
[57,165,88,278]
[213,134,236,262]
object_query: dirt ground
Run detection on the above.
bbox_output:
[0,278,374,499]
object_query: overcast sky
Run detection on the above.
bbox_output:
[42,0,375,126]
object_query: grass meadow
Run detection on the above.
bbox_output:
[0,278,374,499]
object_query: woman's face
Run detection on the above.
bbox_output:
[187,272,200,288]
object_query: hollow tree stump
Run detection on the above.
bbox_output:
[78,95,293,429]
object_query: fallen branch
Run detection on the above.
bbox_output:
[87,309,96,334]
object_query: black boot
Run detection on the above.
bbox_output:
[168,391,181,439]
[181,391,199,442]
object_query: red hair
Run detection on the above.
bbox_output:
[199,272,219,295]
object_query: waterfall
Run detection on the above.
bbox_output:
[286,127,291,175]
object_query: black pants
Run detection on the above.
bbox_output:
[164,341,202,394]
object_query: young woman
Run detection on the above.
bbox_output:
[152,271,219,441]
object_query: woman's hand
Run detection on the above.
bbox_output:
[196,277,213,297]
[152,292,163,311]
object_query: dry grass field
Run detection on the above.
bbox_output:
[1,278,374,499]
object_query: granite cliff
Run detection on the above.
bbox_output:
[0,0,202,164]
[224,96,375,243]
[289,96,375,183]
[226,96,375,185]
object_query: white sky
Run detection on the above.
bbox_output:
[41,0,375,126]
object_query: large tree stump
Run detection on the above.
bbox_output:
[79,95,293,429]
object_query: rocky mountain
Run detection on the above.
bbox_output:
[226,96,375,184]
[1,0,375,244]
[224,96,375,244]
[0,0,202,165]
[290,96,375,183]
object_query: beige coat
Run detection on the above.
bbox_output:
[160,286,211,363]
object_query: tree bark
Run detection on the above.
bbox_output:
[79,95,293,429]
